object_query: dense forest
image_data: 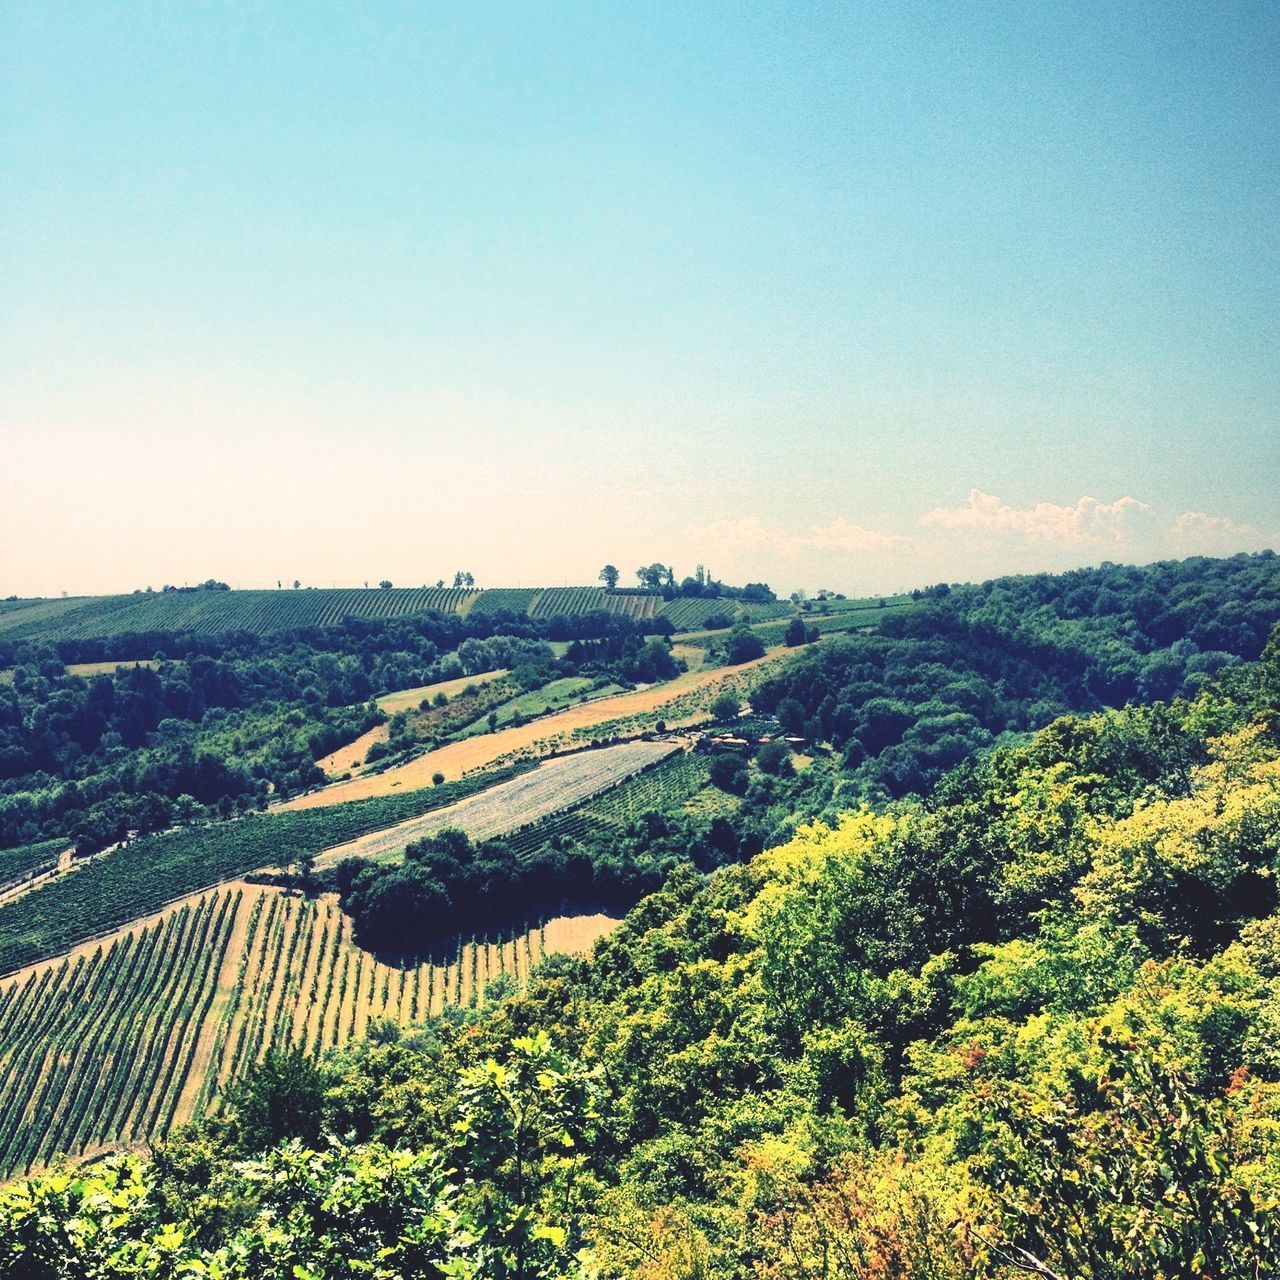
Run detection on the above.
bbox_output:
[753,551,1280,801]
[4,559,1280,1277]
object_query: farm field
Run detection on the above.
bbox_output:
[530,587,663,621]
[314,740,679,869]
[65,659,160,679]
[0,587,481,644]
[374,668,508,716]
[453,676,626,738]
[0,766,532,974]
[0,838,67,888]
[495,750,735,863]
[0,882,617,1182]
[315,669,512,776]
[280,647,795,809]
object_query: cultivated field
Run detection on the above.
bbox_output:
[280,648,793,809]
[0,587,481,643]
[315,670,510,776]
[314,740,679,868]
[0,768,532,974]
[374,669,508,716]
[531,587,663,621]
[0,882,617,1182]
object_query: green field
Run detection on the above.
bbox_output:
[0,587,479,644]
[0,765,532,975]
[0,839,67,891]
[454,677,626,738]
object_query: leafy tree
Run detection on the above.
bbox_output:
[711,691,740,721]
[635,563,667,590]
[228,1046,326,1152]
[756,739,793,776]
[598,565,620,590]
[725,623,765,665]
[974,1033,1280,1277]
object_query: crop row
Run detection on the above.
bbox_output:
[316,740,678,868]
[494,751,712,863]
[0,587,480,644]
[0,885,614,1181]
[0,838,66,891]
[466,588,541,617]
[0,890,235,1181]
[0,585,673,646]
[0,764,531,974]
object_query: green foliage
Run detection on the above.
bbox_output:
[0,1035,598,1279]
[724,623,766,665]
[8,572,1280,1280]
[228,1046,327,1152]
[973,1031,1280,1277]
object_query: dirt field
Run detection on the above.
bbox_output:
[315,670,511,777]
[282,647,792,811]
[375,669,507,716]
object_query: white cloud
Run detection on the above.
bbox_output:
[920,489,1155,548]
[692,515,911,557]
[1170,511,1271,556]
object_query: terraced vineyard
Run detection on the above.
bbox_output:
[530,587,663,621]
[657,598,740,630]
[0,585,673,647]
[0,838,66,894]
[0,587,479,643]
[0,884,616,1182]
[466,588,541,616]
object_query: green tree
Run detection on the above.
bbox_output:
[454,1031,601,1280]
[228,1046,326,1153]
[785,616,809,646]
[598,564,620,590]
[725,623,765,664]
[711,691,740,721]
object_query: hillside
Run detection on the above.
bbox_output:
[0,585,670,651]
[5,606,1280,1275]
[4,553,1280,1278]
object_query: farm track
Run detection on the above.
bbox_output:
[0,884,617,1183]
[281,647,793,809]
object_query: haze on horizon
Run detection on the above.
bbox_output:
[3,2,1277,601]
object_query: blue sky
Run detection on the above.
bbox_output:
[2,1,1277,596]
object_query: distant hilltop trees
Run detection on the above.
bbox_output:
[135,579,231,595]
[602,560,776,605]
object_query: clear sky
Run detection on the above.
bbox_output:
[2,1,1277,598]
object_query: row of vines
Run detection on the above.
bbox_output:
[0,884,614,1182]
[0,585,671,646]
[0,765,530,975]
[0,588,480,643]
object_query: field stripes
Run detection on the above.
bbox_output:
[0,885,616,1182]
[0,588,479,643]
[312,740,678,869]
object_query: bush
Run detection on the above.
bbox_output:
[711,692,740,721]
